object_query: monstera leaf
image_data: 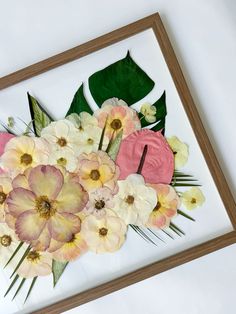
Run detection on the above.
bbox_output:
[139,91,167,132]
[66,83,93,116]
[89,51,155,107]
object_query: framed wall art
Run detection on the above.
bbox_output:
[0,13,235,314]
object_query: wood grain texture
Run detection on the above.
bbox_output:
[0,12,235,314]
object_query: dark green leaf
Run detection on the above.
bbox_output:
[89,51,155,107]
[66,83,93,116]
[151,118,166,132]
[28,92,52,136]
[24,277,37,304]
[52,260,68,287]
[139,91,167,131]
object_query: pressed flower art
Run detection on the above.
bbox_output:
[0,50,205,303]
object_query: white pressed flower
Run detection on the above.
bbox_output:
[140,103,157,123]
[66,112,98,131]
[48,148,78,172]
[41,119,80,155]
[112,174,157,226]
[167,136,189,169]
[77,126,109,154]
[181,187,205,210]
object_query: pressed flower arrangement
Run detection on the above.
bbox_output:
[0,50,206,304]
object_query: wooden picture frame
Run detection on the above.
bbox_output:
[0,12,235,314]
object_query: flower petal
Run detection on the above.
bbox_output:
[48,213,81,242]
[7,188,36,217]
[28,165,63,199]
[15,210,47,241]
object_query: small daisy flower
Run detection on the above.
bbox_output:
[48,148,78,172]
[140,103,157,123]
[167,136,189,169]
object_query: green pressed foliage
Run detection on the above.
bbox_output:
[66,83,93,116]
[89,51,155,107]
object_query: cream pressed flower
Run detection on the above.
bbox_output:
[147,184,180,229]
[81,210,127,253]
[41,119,80,155]
[112,174,157,226]
[48,148,78,172]
[140,103,157,123]
[77,126,109,154]
[0,222,20,266]
[77,151,119,191]
[167,136,189,169]
[0,136,49,176]
[94,98,141,139]
[0,176,12,222]
[66,112,98,130]
[16,250,52,278]
[181,187,205,210]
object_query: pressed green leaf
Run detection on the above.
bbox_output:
[4,241,24,268]
[177,209,195,222]
[98,118,108,150]
[24,277,37,303]
[4,275,19,297]
[139,91,167,130]
[52,260,68,287]
[170,222,185,235]
[12,278,26,300]
[28,93,52,136]
[107,130,123,161]
[66,83,93,116]
[89,51,155,107]
[10,245,31,279]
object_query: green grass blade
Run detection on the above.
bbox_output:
[169,225,182,237]
[4,242,24,268]
[161,229,174,239]
[177,209,195,222]
[24,277,37,304]
[10,245,31,279]
[12,278,26,301]
[4,275,19,297]
[172,183,201,187]
[170,222,185,235]
[147,228,165,243]
[98,118,107,150]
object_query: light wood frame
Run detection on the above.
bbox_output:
[0,13,235,314]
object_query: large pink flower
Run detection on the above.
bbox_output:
[0,133,15,174]
[116,129,174,184]
[6,165,88,250]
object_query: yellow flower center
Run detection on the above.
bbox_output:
[191,198,197,204]
[95,199,105,210]
[153,201,161,212]
[110,119,122,130]
[27,251,40,263]
[57,157,67,167]
[20,153,33,166]
[90,169,100,181]
[35,196,56,219]
[87,138,94,145]
[0,235,12,247]
[57,137,67,147]
[125,195,134,205]
[99,227,108,237]
[0,192,7,205]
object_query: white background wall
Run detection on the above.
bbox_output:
[0,1,235,314]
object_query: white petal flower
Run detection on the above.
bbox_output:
[77,126,109,154]
[41,119,80,155]
[66,112,98,130]
[113,174,157,226]
[140,103,157,123]
[167,136,189,169]
[48,148,78,172]
[181,187,205,210]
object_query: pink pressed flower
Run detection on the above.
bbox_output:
[83,187,115,218]
[116,129,174,184]
[0,133,15,174]
[94,98,141,139]
[6,165,88,250]
[147,184,180,229]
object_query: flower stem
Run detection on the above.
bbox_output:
[136,145,148,175]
